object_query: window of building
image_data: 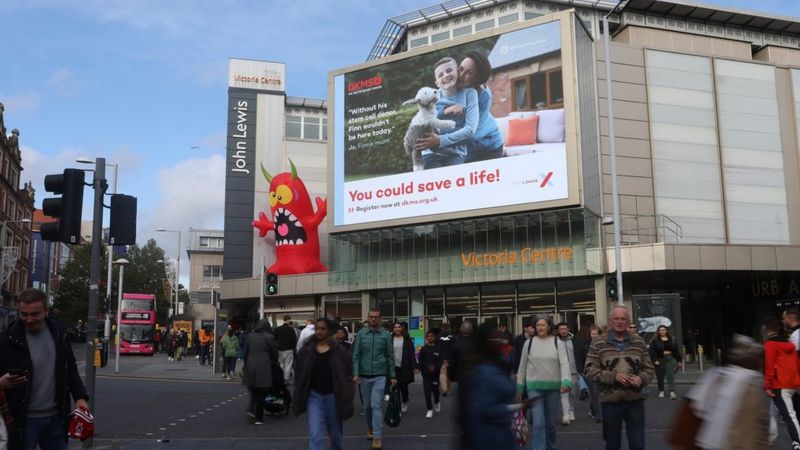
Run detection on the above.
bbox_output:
[285,115,302,138]
[431,31,450,43]
[513,69,563,110]
[202,265,222,281]
[303,116,320,140]
[322,117,328,140]
[199,236,224,248]
[409,36,429,48]
[475,19,495,32]
[498,13,519,26]
[646,50,725,243]
[453,25,472,38]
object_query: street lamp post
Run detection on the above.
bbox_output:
[0,218,32,294]
[113,258,129,374]
[156,228,181,319]
[77,158,119,337]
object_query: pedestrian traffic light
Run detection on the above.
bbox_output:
[109,194,137,245]
[41,169,85,244]
[266,272,278,295]
[607,275,618,298]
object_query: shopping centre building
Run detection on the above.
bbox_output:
[220,0,800,358]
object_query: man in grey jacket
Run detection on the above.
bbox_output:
[557,322,578,425]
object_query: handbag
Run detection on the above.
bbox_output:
[666,398,701,450]
[512,409,528,447]
[439,364,450,395]
[384,385,402,427]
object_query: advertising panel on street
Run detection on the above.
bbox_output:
[330,15,581,230]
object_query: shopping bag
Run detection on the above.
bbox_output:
[578,374,589,400]
[68,408,95,441]
[512,409,528,447]
[384,386,402,427]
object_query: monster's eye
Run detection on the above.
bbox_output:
[275,185,293,205]
[269,191,278,208]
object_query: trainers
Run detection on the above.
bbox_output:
[383,394,390,402]
[792,441,800,450]
[670,391,677,400]
[425,410,433,418]
[569,411,575,422]
[254,421,264,425]
[658,391,664,399]
[401,402,408,413]
[434,402,441,412]
[367,427,373,439]
[562,415,570,425]
[371,437,383,449]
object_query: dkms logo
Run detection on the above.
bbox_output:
[347,76,383,94]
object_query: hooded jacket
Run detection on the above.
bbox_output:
[0,317,88,448]
[763,334,800,390]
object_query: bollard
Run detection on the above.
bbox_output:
[681,346,686,373]
[697,344,704,372]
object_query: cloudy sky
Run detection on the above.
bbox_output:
[3,0,798,283]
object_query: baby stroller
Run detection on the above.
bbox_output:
[263,359,291,417]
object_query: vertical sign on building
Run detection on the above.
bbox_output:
[224,58,285,279]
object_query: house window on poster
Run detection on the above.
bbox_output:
[513,69,563,111]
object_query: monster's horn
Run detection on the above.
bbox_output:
[289,159,298,180]
[260,162,273,183]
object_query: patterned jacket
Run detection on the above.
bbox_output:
[584,332,655,403]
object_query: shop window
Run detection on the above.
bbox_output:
[480,283,515,313]
[556,279,595,311]
[338,299,362,321]
[395,290,409,317]
[446,285,479,316]
[425,287,444,317]
[512,69,563,111]
[377,290,394,318]
[285,115,302,138]
[517,281,555,314]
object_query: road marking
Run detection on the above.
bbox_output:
[169,423,176,426]
[146,433,153,436]
[178,419,186,422]
[198,412,204,415]
[189,415,196,418]
[205,408,212,411]
[159,427,166,431]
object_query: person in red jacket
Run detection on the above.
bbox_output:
[764,317,800,450]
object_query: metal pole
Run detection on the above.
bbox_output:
[175,232,181,318]
[104,164,118,340]
[83,157,106,448]
[603,8,624,305]
[259,256,265,319]
[212,289,218,375]
[114,263,124,373]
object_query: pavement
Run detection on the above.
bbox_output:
[65,349,793,450]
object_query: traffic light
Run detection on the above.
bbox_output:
[109,194,137,245]
[607,275,618,298]
[266,272,278,295]
[41,169,85,243]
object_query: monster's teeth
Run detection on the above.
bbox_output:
[295,221,303,228]
[288,213,297,221]
[296,238,303,245]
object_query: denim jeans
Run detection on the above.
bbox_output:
[22,415,67,450]
[199,344,210,365]
[423,152,465,169]
[359,376,386,438]
[529,389,560,450]
[224,356,237,375]
[601,400,645,450]
[307,390,343,450]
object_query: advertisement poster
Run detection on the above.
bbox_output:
[333,20,569,227]
[632,294,682,348]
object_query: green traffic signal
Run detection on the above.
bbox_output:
[266,272,278,296]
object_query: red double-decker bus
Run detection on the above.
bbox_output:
[119,293,156,355]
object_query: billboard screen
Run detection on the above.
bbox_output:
[332,19,573,228]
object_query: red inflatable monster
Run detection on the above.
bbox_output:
[252,160,327,274]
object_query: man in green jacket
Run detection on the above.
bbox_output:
[353,307,396,450]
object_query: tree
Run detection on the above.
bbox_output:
[53,239,172,327]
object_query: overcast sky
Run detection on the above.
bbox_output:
[3,0,798,283]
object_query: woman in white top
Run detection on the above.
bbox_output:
[516,316,572,450]
[392,323,418,414]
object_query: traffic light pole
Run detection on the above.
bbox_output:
[83,158,106,448]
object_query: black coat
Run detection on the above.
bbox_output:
[574,337,591,375]
[0,317,88,448]
[449,335,475,383]
[292,340,354,420]
[242,330,277,388]
[512,333,528,374]
[393,334,418,384]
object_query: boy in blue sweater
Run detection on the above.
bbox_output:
[415,57,479,169]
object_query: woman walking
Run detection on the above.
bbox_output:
[242,319,277,425]
[516,316,572,450]
[574,325,602,422]
[649,325,682,399]
[293,318,355,450]
[418,329,443,418]
[392,322,418,413]
[221,327,240,379]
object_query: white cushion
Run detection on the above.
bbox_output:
[536,108,565,143]
[494,115,511,141]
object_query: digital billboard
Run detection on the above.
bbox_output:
[331,18,578,229]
